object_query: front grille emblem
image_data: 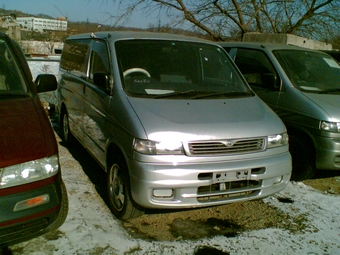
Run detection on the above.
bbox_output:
[222,140,234,147]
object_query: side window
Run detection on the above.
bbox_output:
[60,39,90,77]
[235,48,279,90]
[89,40,110,85]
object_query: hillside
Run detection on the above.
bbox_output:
[0,8,206,42]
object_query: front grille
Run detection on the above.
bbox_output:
[197,180,262,203]
[187,138,265,156]
[335,155,340,167]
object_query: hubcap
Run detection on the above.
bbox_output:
[109,165,125,211]
[63,114,69,141]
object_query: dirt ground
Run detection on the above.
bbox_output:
[122,172,340,242]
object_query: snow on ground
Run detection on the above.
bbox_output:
[10,134,340,255]
[9,60,340,255]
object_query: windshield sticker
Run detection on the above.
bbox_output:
[145,89,174,95]
[324,58,340,69]
[299,86,321,91]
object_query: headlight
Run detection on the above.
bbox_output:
[267,133,289,148]
[134,138,184,155]
[0,155,59,189]
[320,121,340,133]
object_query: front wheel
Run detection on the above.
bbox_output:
[49,180,69,230]
[289,136,316,181]
[107,161,144,220]
[60,110,74,145]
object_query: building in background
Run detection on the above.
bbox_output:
[17,17,67,32]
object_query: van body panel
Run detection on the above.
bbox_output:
[127,96,285,140]
[303,93,340,121]
[57,31,291,218]
[0,97,48,167]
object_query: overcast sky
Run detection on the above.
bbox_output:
[0,0,155,28]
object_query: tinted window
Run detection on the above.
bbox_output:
[89,40,110,81]
[234,48,279,89]
[0,39,28,95]
[60,39,90,77]
[274,50,340,93]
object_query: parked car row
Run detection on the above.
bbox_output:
[2,29,339,248]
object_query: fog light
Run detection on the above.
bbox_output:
[13,194,50,212]
[153,189,173,198]
[273,176,283,184]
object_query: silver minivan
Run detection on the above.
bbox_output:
[220,42,340,181]
[57,31,291,220]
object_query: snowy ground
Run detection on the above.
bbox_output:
[7,60,340,255]
[9,133,340,255]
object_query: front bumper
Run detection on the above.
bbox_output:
[315,136,340,170]
[128,151,291,209]
[0,178,62,248]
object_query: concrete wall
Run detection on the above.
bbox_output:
[19,40,64,55]
[243,33,332,50]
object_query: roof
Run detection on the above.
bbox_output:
[66,31,213,44]
[217,41,320,52]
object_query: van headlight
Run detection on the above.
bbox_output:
[320,121,340,132]
[0,155,59,189]
[267,133,289,148]
[134,138,184,155]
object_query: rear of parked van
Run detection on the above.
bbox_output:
[57,31,291,220]
[0,32,68,248]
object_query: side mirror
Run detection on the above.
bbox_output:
[93,72,110,93]
[35,74,57,93]
[262,73,279,91]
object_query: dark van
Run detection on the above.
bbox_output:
[0,32,68,248]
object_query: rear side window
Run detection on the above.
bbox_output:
[60,39,90,77]
[0,39,28,95]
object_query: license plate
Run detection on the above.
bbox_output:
[213,170,250,183]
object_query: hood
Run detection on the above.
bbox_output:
[0,97,50,168]
[303,93,340,121]
[127,96,285,142]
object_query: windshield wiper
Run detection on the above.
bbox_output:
[154,90,253,99]
[153,90,203,99]
[317,88,340,94]
[193,91,253,99]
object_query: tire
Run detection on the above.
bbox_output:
[107,161,144,220]
[49,180,69,230]
[289,136,316,181]
[60,110,74,145]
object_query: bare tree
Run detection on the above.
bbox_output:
[107,0,340,41]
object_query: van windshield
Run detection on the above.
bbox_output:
[274,50,340,94]
[115,40,252,99]
[0,39,28,97]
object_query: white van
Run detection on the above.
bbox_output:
[57,31,291,220]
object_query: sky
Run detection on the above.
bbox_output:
[0,0,157,28]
